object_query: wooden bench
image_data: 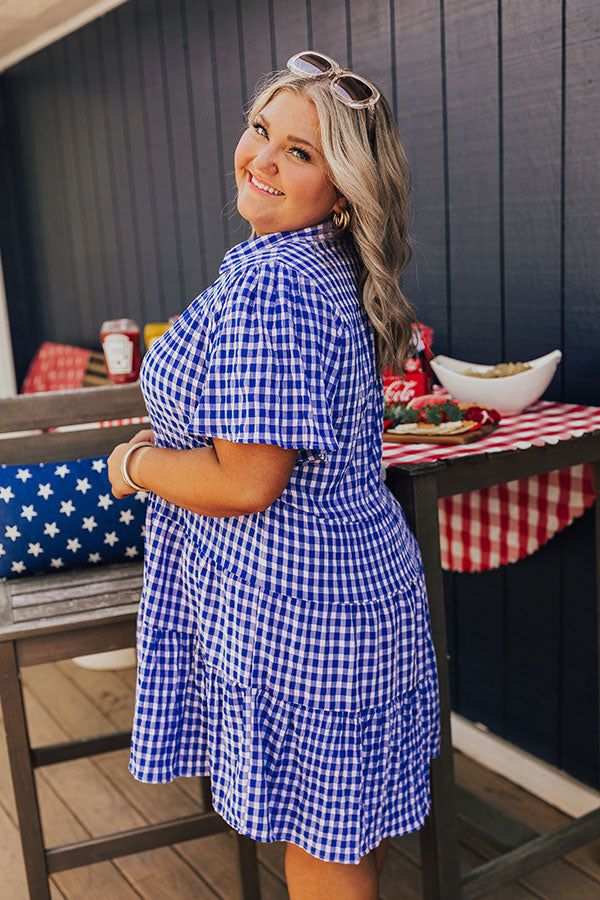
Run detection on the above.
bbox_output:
[0,383,261,900]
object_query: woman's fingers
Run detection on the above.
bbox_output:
[128,429,155,446]
[107,442,137,497]
[109,431,155,497]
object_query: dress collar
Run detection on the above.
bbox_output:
[220,220,337,273]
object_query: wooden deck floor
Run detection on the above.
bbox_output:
[2,658,600,899]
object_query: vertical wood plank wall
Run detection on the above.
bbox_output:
[0,0,598,787]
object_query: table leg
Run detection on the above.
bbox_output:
[386,468,461,900]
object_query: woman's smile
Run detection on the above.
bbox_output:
[247,172,285,196]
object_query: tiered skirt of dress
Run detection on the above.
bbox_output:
[129,550,441,865]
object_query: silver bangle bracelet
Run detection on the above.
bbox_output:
[120,441,155,492]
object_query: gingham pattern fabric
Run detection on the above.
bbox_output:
[129,221,441,863]
[438,463,595,572]
[382,401,600,572]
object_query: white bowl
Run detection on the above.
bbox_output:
[71,649,137,670]
[430,350,562,416]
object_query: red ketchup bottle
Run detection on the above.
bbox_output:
[100,319,142,384]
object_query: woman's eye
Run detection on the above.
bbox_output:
[250,124,309,161]
[291,146,310,161]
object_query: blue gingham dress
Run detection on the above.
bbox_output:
[129,220,440,864]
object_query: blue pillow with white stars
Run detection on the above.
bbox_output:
[0,456,147,580]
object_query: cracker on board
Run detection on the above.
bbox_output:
[387,419,478,436]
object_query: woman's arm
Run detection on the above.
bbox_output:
[107,434,298,516]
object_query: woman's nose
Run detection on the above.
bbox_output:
[254,146,278,175]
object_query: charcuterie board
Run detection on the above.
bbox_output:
[383,422,498,445]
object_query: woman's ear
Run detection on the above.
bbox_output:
[332,195,348,214]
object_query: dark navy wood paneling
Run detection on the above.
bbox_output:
[560,507,598,785]
[347,1,394,108]
[97,10,146,324]
[0,79,38,385]
[50,37,96,341]
[564,0,600,405]
[183,0,229,283]
[561,0,600,789]
[16,48,69,346]
[310,0,350,64]
[0,0,599,788]
[447,9,509,754]
[209,0,247,248]
[78,25,125,324]
[454,569,505,736]
[135,0,182,319]
[63,32,109,339]
[115,0,164,319]
[155,0,205,309]
[393,1,448,352]
[445,0,502,363]
[504,540,562,765]
[502,0,563,399]
[271,0,310,69]
[238,0,277,109]
[443,571,459,708]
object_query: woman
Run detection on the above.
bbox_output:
[108,51,440,899]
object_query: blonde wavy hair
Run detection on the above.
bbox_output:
[244,67,417,376]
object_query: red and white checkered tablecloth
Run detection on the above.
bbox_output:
[382,401,600,572]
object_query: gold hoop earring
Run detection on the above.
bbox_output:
[332,208,351,230]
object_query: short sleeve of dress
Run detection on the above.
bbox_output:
[184,261,341,461]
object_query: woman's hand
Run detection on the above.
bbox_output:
[127,429,156,447]
[107,429,155,498]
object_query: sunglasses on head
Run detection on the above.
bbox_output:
[287,51,380,110]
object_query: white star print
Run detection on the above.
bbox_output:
[16,468,32,482]
[104,531,119,547]
[98,494,113,510]
[20,504,38,522]
[54,464,71,478]
[60,500,76,517]
[82,516,97,532]
[5,524,21,541]
[0,486,15,503]
[27,542,43,557]
[92,459,107,472]
[43,522,60,538]
[76,477,91,495]
[66,537,82,553]
[0,543,5,557]
[119,509,134,525]
[125,546,138,558]
[50,558,64,569]
[140,525,145,537]
[88,552,101,563]
[37,483,54,500]
[134,491,148,502]
[11,560,26,574]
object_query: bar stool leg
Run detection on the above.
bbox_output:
[0,642,51,900]
[236,833,262,899]
[200,775,261,898]
[199,774,213,811]
[386,469,461,900]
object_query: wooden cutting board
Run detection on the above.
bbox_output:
[383,422,499,445]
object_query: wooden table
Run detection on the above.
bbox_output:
[384,429,600,899]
